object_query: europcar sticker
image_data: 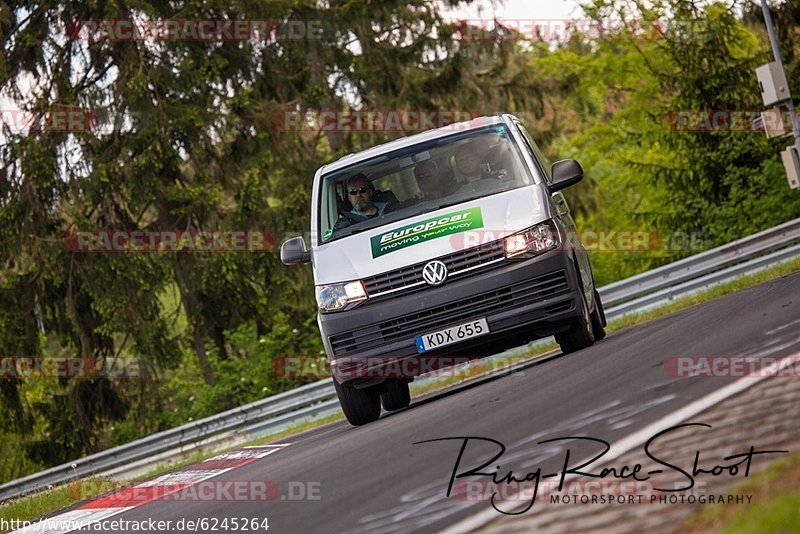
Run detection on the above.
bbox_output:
[370,207,484,258]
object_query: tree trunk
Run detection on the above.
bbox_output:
[173,256,215,385]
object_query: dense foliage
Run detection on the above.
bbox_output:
[1,0,799,481]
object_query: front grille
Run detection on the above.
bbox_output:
[362,239,506,300]
[330,269,570,356]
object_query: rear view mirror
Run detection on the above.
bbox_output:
[550,159,584,192]
[280,236,311,265]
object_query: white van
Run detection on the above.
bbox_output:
[281,114,606,425]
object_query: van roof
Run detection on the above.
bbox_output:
[320,114,509,175]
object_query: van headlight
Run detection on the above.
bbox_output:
[315,280,368,312]
[504,221,559,259]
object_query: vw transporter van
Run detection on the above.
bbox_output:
[281,114,606,425]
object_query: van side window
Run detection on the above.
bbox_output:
[515,122,552,183]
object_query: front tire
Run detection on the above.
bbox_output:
[555,290,596,354]
[333,379,381,426]
[381,380,411,411]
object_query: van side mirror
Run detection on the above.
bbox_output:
[280,236,311,265]
[550,159,584,192]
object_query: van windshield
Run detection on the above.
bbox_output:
[318,124,535,244]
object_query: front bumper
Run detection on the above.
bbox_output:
[319,249,584,387]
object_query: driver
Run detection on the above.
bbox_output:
[332,173,390,232]
[346,173,387,218]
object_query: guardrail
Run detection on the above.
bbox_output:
[599,218,800,309]
[0,379,338,502]
[602,242,800,321]
[2,217,800,503]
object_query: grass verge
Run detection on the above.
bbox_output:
[0,477,121,529]
[684,449,800,533]
[2,257,799,529]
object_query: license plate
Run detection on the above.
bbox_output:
[415,318,490,353]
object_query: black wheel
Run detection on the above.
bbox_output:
[333,379,381,426]
[555,290,596,354]
[590,289,607,341]
[381,380,411,411]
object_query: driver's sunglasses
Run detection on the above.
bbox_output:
[348,186,370,196]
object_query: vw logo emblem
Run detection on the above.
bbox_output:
[422,260,448,286]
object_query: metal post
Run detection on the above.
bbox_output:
[760,0,800,153]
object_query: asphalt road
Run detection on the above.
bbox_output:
[79,271,800,533]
